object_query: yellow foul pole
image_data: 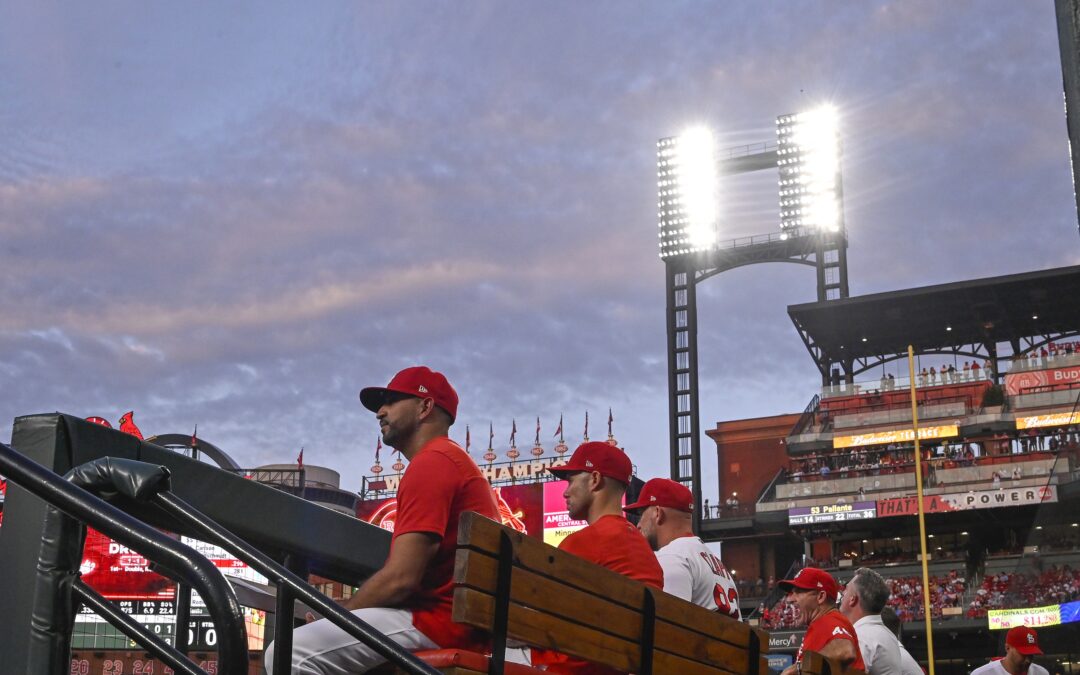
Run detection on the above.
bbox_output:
[907,345,936,673]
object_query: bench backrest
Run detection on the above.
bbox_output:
[452,512,769,675]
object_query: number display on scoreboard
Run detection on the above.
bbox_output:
[788,501,877,525]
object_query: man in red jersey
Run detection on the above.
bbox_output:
[778,567,864,675]
[531,441,664,674]
[265,366,499,674]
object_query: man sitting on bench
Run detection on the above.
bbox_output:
[265,366,499,674]
[532,441,664,674]
[625,477,741,619]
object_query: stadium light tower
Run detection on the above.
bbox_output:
[658,127,720,256]
[659,106,850,533]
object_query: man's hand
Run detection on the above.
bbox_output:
[780,664,798,675]
[343,532,440,611]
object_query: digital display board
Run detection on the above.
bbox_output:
[987,604,1061,630]
[833,424,958,449]
[357,483,546,538]
[788,501,876,525]
[80,528,176,601]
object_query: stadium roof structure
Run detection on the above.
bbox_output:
[788,264,1080,380]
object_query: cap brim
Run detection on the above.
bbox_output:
[777,580,801,593]
[1015,645,1043,656]
[546,464,581,477]
[359,387,391,413]
[623,499,650,511]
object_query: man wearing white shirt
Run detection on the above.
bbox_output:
[625,478,741,619]
[839,567,903,675]
[880,607,924,675]
[970,626,1048,675]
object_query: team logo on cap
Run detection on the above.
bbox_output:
[1028,634,1036,644]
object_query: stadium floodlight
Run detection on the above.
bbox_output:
[776,105,842,232]
[657,126,719,259]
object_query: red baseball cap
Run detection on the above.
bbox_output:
[778,567,840,598]
[359,366,459,422]
[1006,626,1042,655]
[624,478,694,513]
[547,441,633,485]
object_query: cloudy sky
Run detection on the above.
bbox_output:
[2,1,1079,497]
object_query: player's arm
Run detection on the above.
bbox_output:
[343,531,440,610]
[818,635,859,667]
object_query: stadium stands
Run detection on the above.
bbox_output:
[968,565,1080,618]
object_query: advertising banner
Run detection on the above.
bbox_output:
[367,457,563,494]
[878,485,1057,517]
[767,630,805,653]
[833,425,958,449]
[768,654,794,672]
[1005,364,1080,396]
[987,605,1060,630]
[1016,411,1080,430]
[543,480,587,547]
[788,502,876,525]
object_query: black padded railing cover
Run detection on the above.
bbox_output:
[0,446,249,675]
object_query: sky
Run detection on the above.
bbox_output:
[2,1,1079,499]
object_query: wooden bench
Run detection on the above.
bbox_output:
[380,512,770,674]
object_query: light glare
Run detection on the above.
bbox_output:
[657,126,719,258]
[777,105,842,232]
[676,127,719,250]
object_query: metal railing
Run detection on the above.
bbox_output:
[150,489,441,675]
[0,443,441,675]
[0,443,246,675]
[790,394,821,437]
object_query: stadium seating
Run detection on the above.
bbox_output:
[967,565,1080,617]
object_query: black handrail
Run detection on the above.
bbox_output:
[152,491,443,675]
[747,558,803,621]
[790,394,821,437]
[0,443,248,675]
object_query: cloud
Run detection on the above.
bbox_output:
[1,1,1077,498]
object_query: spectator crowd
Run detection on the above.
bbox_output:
[967,565,1080,617]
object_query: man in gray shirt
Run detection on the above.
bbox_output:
[839,568,905,675]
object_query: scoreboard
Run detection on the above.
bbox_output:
[788,501,877,525]
[74,599,245,651]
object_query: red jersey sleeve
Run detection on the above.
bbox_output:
[393,450,458,540]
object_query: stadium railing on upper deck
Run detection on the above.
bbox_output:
[789,394,821,437]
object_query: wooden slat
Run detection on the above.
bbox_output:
[456,513,767,650]
[454,548,754,671]
[452,587,740,675]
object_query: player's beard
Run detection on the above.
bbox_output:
[381,418,414,449]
